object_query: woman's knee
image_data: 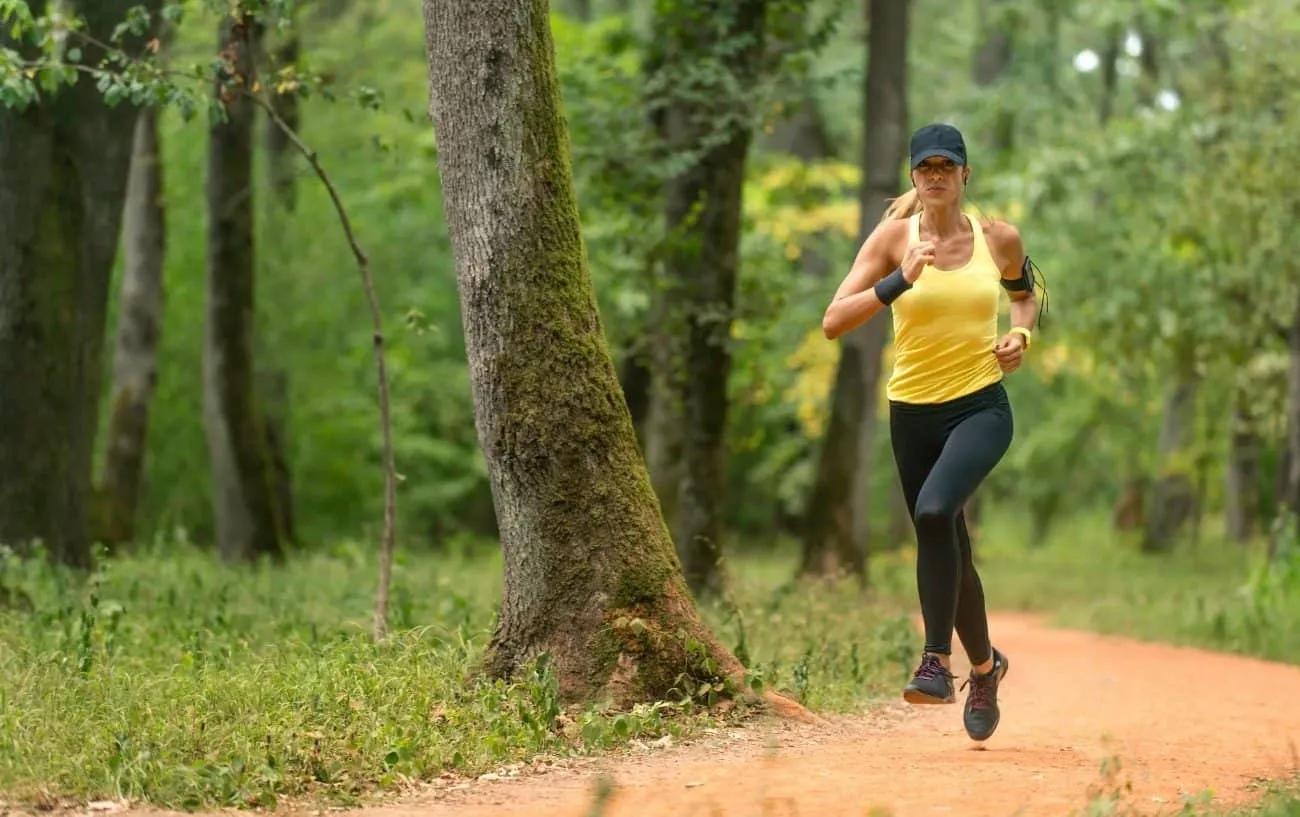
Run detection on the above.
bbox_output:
[913,497,960,534]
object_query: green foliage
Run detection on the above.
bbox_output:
[0,540,913,809]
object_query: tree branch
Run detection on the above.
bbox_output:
[251,94,400,643]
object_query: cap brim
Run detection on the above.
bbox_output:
[912,149,965,167]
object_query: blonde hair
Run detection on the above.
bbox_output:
[879,186,995,229]
[881,188,922,222]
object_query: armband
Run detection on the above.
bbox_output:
[1000,255,1050,328]
[873,268,912,306]
[999,255,1036,293]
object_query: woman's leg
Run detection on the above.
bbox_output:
[953,510,991,667]
[911,404,1012,658]
[889,406,952,703]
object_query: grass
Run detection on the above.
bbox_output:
[0,536,914,811]
[967,507,1300,664]
[3,505,1299,813]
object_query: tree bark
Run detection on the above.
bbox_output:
[259,12,302,546]
[204,10,285,563]
[96,104,167,547]
[264,24,301,214]
[653,0,768,599]
[422,0,810,713]
[0,0,161,567]
[800,0,909,581]
[1225,386,1259,544]
[1142,361,1200,554]
[765,92,836,280]
[1280,291,1300,560]
[618,339,652,446]
[644,307,685,530]
[972,0,1015,161]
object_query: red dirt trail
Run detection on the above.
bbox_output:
[375,612,1300,817]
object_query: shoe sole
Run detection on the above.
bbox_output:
[903,687,956,705]
[965,653,1011,742]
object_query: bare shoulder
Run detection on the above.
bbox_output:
[979,218,1024,273]
[868,217,911,263]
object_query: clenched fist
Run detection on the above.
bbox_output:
[993,333,1025,373]
[902,241,936,283]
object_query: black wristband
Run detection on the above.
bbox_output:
[873,267,912,306]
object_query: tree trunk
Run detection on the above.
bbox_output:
[800,0,909,581]
[1142,365,1200,554]
[1225,387,1259,544]
[422,0,812,715]
[204,10,285,563]
[618,339,652,446]
[1098,23,1123,126]
[558,0,591,20]
[264,23,300,214]
[1279,291,1300,561]
[972,0,1015,161]
[1113,476,1145,532]
[887,475,911,551]
[765,93,837,280]
[96,104,167,547]
[0,0,161,567]
[799,334,869,581]
[644,309,685,530]
[656,0,768,600]
[259,14,302,546]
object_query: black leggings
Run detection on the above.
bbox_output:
[888,381,1013,666]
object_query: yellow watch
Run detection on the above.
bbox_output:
[1010,327,1032,350]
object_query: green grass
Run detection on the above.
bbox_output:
[1078,767,1300,816]
[967,507,1300,664]
[0,537,913,810]
[3,506,1299,813]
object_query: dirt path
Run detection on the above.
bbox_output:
[84,612,1300,817]
[372,612,1300,817]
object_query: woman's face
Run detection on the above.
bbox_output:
[911,157,968,207]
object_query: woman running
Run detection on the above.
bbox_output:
[821,122,1041,742]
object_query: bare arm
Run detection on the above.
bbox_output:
[822,220,918,340]
[986,220,1038,373]
[988,221,1038,333]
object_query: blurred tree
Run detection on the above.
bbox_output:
[97,57,170,547]
[799,0,908,583]
[654,0,770,599]
[258,1,302,545]
[204,5,286,562]
[0,0,163,567]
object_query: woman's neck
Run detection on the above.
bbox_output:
[920,202,966,239]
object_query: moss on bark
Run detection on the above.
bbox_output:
[424,0,815,722]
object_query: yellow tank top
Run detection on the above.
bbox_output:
[886,212,1003,404]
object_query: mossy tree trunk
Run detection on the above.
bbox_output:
[654,0,768,600]
[204,8,285,563]
[423,0,788,707]
[97,103,167,547]
[0,0,161,567]
[800,0,909,583]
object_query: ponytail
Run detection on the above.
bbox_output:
[881,188,921,222]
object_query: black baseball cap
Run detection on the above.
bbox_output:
[909,123,967,168]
